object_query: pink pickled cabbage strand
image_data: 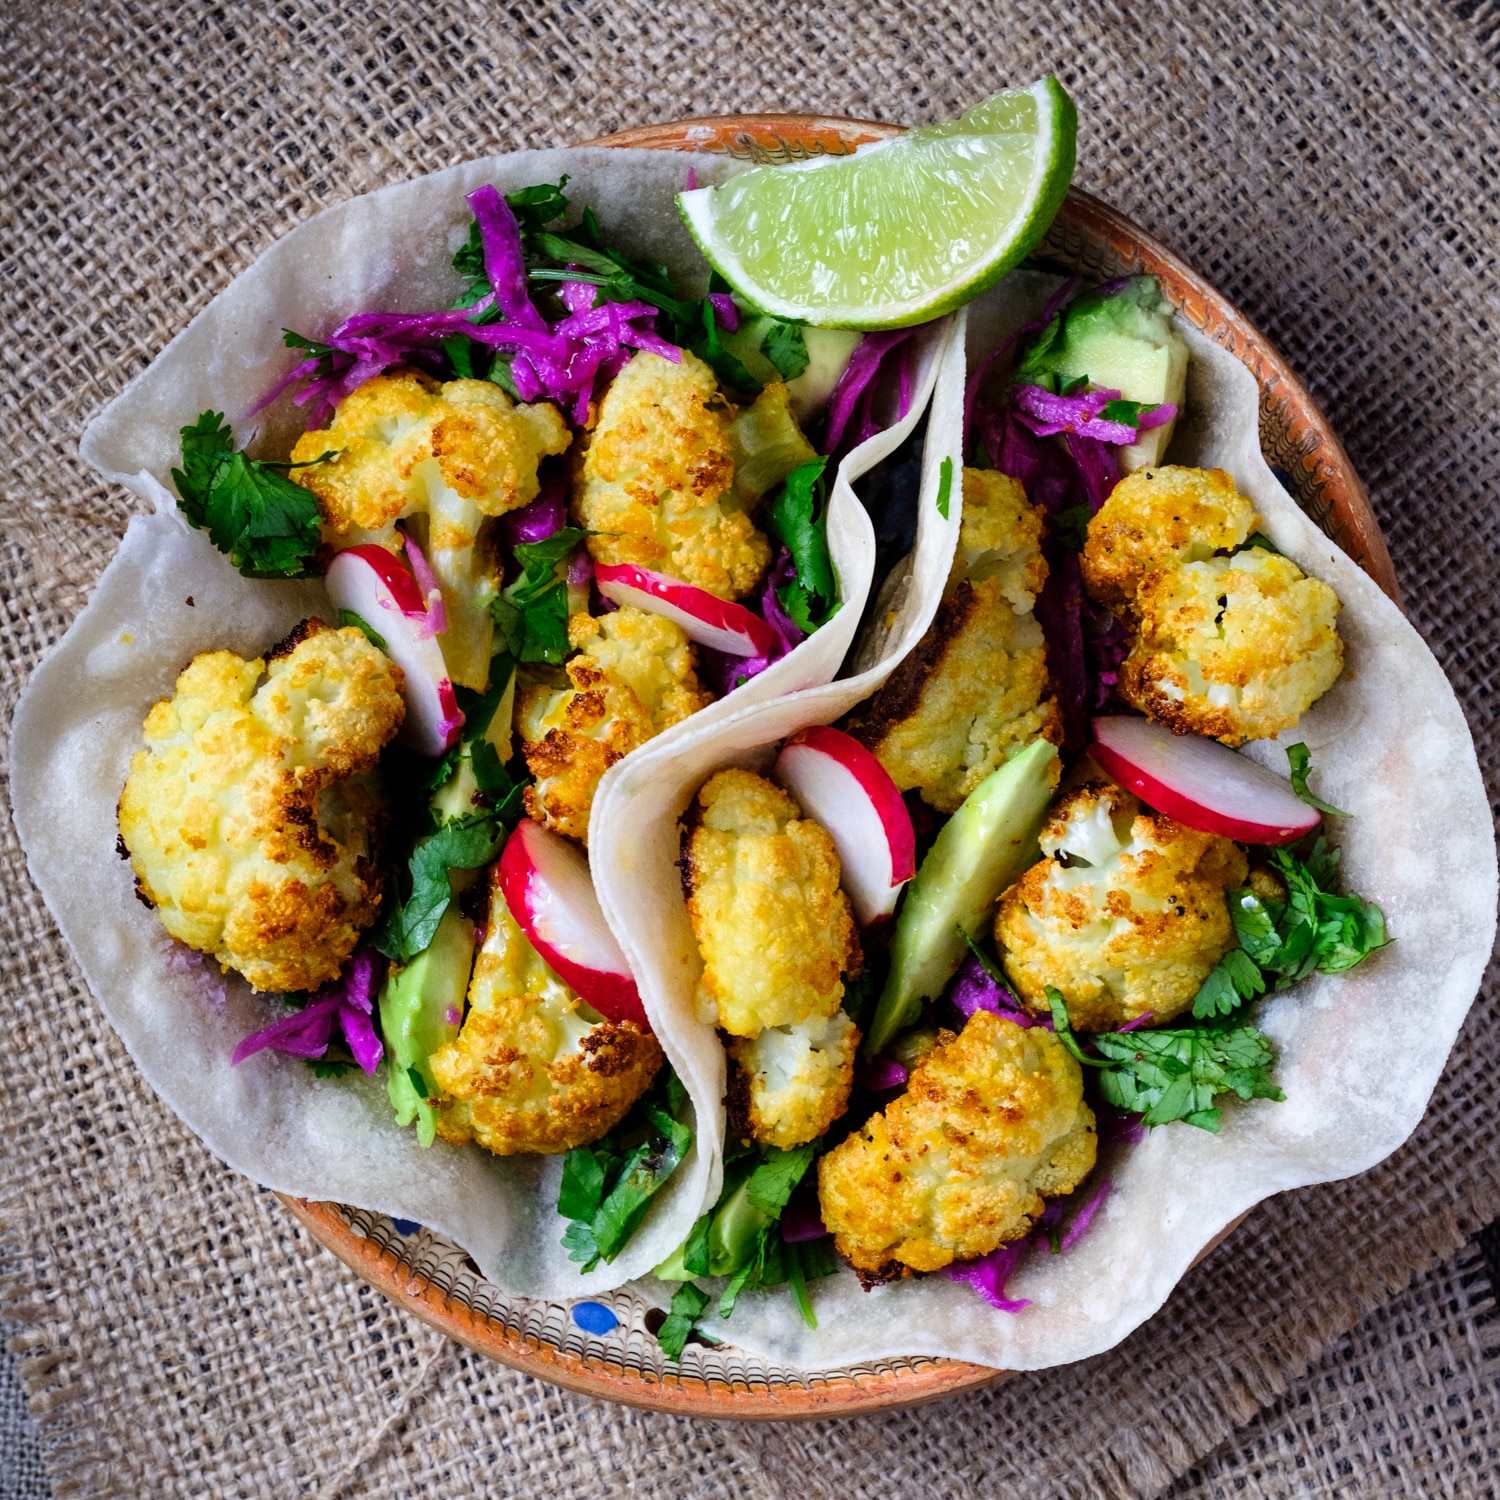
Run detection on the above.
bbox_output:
[232,949,385,1074]
[694,547,803,696]
[398,532,447,638]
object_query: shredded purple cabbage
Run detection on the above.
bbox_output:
[1060,1180,1112,1251]
[1114,1011,1154,1033]
[466,185,547,332]
[963,276,1080,442]
[780,1189,832,1243]
[694,548,803,695]
[822,328,918,455]
[233,949,384,1074]
[706,293,739,333]
[944,1236,1033,1313]
[946,954,1034,1026]
[499,468,568,548]
[1097,1105,1148,1146]
[854,1055,910,1091]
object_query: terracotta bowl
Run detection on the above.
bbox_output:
[280,114,1401,1421]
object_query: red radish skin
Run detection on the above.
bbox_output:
[499,820,649,1029]
[1090,715,1321,845]
[324,545,463,757]
[774,726,917,926]
[595,562,782,659]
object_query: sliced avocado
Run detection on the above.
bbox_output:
[722,319,864,423]
[705,1178,771,1276]
[865,737,1059,1057]
[380,902,477,1145]
[1014,276,1188,473]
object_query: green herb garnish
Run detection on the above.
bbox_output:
[766,459,838,633]
[1286,743,1350,818]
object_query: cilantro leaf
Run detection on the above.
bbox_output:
[935,455,954,520]
[1242,531,1282,554]
[373,819,505,962]
[766,459,838,633]
[1093,1024,1284,1131]
[337,609,387,650]
[656,1282,711,1361]
[1286,743,1350,818]
[307,1059,354,1078]
[760,320,810,382]
[490,528,589,665]
[1045,988,1112,1069]
[957,925,1008,987]
[1099,398,1152,426]
[558,1144,609,1222]
[745,1142,818,1216]
[1191,947,1266,1019]
[171,412,325,579]
[1054,503,1091,552]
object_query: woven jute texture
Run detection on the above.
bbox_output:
[2,1,1497,1495]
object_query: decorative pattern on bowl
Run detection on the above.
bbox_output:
[280,113,1400,1420]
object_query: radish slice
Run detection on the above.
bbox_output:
[1090,715,1321,845]
[499,819,648,1028]
[774,726,917,926]
[594,561,781,658]
[325,545,463,757]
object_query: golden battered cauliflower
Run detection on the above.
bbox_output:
[518,607,714,844]
[1081,465,1256,611]
[995,780,1248,1031]
[683,770,857,1039]
[118,620,404,993]
[817,1012,1097,1276]
[852,469,1062,813]
[728,1009,859,1150]
[429,870,662,1156]
[291,371,572,689]
[1120,548,1344,745]
[572,350,783,600]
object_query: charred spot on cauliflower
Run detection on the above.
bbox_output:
[851,469,1062,813]
[683,769,857,1039]
[727,1009,859,1150]
[571,350,777,600]
[1081,465,1256,611]
[429,870,662,1156]
[118,620,404,993]
[518,607,714,844]
[1120,548,1344,745]
[995,780,1248,1031]
[817,1012,1096,1276]
[290,370,572,689]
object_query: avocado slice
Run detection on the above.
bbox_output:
[721,318,865,422]
[865,737,1059,1057]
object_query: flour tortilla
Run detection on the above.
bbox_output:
[12,147,948,1298]
[596,272,1497,1370]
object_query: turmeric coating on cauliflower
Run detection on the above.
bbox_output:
[727,1009,859,1151]
[683,770,858,1041]
[1081,465,1256,611]
[995,780,1248,1032]
[118,620,404,994]
[518,607,714,844]
[290,370,572,688]
[817,1012,1096,1277]
[851,469,1061,813]
[1121,548,1344,745]
[429,870,662,1156]
[572,350,792,600]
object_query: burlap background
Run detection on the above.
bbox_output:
[3,1,1497,1495]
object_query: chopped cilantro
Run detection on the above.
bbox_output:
[1191,947,1266,1019]
[1054,503,1091,551]
[1242,531,1282,555]
[765,460,838,634]
[308,1059,354,1079]
[656,1282,712,1361]
[1286,743,1350,818]
[745,1142,819,1216]
[171,412,326,580]
[372,818,505,963]
[489,527,589,665]
[337,609,387,650]
[1056,373,1090,396]
[935,455,954,520]
[760,320,810,382]
[406,1065,430,1100]
[1099,397,1153,426]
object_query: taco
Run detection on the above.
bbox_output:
[592,269,1496,1369]
[11,145,953,1299]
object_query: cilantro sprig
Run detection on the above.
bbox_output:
[1286,743,1350,818]
[172,412,327,579]
[371,817,505,964]
[489,526,591,665]
[765,460,838,634]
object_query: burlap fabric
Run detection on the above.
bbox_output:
[2,0,1497,1495]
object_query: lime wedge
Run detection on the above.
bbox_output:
[678,78,1077,330]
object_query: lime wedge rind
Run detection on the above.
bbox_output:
[678,78,1077,331]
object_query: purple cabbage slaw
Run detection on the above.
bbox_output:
[822,328,920,457]
[232,949,385,1074]
[253,186,679,428]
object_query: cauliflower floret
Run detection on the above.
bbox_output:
[572,350,774,600]
[291,371,572,689]
[118,620,405,993]
[1120,548,1344,745]
[995,780,1248,1031]
[852,469,1062,813]
[728,1009,859,1150]
[518,607,714,844]
[1081,465,1256,611]
[817,1012,1097,1276]
[430,874,661,1155]
[683,769,857,1039]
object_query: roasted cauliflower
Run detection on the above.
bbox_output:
[290,370,572,688]
[817,1012,1096,1276]
[430,871,662,1155]
[727,1009,859,1150]
[1081,465,1256,611]
[683,769,857,1039]
[573,351,813,600]
[518,607,714,844]
[995,780,1248,1031]
[852,468,1062,813]
[118,619,404,993]
[1120,548,1344,744]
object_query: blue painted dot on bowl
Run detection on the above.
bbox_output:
[571,1300,619,1336]
[391,1218,422,1236]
